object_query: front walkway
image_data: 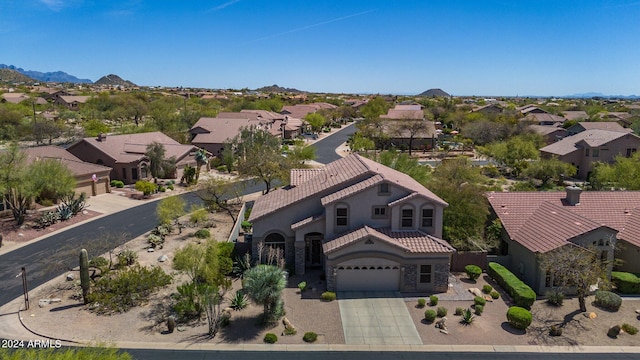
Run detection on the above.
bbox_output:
[338,291,422,345]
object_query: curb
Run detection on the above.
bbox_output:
[16,304,82,345]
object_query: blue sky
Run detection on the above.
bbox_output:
[1,0,639,96]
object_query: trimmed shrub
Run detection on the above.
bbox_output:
[487,262,536,309]
[611,272,640,294]
[474,304,484,315]
[594,290,622,312]
[298,281,307,292]
[482,285,493,294]
[545,289,564,306]
[437,306,448,317]
[264,333,278,343]
[490,291,500,299]
[608,325,621,338]
[321,292,336,301]
[622,323,639,335]
[194,229,211,239]
[465,264,482,281]
[474,296,486,307]
[135,180,157,196]
[424,309,437,322]
[303,332,318,343]
[417,298,426,308]
[429,295,439,306]
[455,307,465,315]
[506,306,532,330]
[110,180,125,188]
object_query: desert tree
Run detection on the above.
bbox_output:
[523,157,577,188]
[196,177,244,223]
[303,113,326,134]
[392,119,429,156]
[145,142,166,178]
[539,242,613,312]
[231,127,287,194]
[156,195,186,231]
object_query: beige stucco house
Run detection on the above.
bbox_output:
[487,187,640,294]
[248,154,455,293]
[67,132,198,185]
[540,129,640,179]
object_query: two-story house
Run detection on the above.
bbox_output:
[540,129,640,179]
[248,154,455,293]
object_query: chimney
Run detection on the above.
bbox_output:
[565,185,582,206]
[97,133,106,142]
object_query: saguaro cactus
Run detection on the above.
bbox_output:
[79,248,90,304]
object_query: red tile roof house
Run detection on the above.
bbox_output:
[540,129,640,179]
[23,146,113,196]
[248,154,455,293]
[379,105,437,151]
[67,132,199,185]
[487,187,640,295]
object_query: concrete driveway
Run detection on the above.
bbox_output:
[338,291,422,345]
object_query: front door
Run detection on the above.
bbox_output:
[305,233,323,268]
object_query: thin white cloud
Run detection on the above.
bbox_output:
[39,0,65,11]
[208,0,240,12]
[242,9,376,45]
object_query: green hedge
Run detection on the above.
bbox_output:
[487,262,536,309]
[611,272,640,294]
[506,306,532,330]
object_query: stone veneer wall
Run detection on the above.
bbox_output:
[326,266,336,291]
[294,242,305,275]
[402,264,417,291]
[434,263,450,292]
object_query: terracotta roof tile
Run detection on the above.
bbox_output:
[540,129,634,156]
[290,169,324,186]
[320,174,383,206]
[290,213,325,231]
[322,226,455,254]
[487,190,640,251]
[23,146,112,177]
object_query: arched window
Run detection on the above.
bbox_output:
[264,233,285,252]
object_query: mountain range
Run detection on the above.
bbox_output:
[0,64,92,83]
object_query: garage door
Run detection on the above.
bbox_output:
[336,262,400,291]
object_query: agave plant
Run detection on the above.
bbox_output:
[230,290,249,310]
[461,308,475,325]
[57,205,73,221]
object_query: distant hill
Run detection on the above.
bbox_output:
[255,84,303,93]
[94,74,137,87]
[0,68,36,83]
[564,92,640,99]
[0,64,92,83]
[417,88,450,97]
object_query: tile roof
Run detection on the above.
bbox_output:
[528,125,566,136]
[23,146,112,177]
[69,132,195,164]
[290,213,325,231]
[381,109,424,120]
[322,225,455,254]
[540,129,632,156]
[574,122,631,133]
[290,169,324,186]
[487,190,640,250]
[321,174,384,206]
[524,113,566,124]
[562,111,589,121]
[249,154,447,222]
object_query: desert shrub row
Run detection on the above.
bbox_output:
[487,262,536,309]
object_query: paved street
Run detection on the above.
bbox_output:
[312,122,356,163]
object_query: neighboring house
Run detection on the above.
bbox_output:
[562,111,589,122]
[248,154,455,293]
[54,95,90,110]
[597,112,633,128]
[528,125,567,144]
[67,132,198,185]
[23,146,112,197]
[1,93,46,104]
[189,110,301,156]
[471,104,503,115]
[380,104,436,150]
[539,129,640,179]
[280,102,337,120]
[522,113,566,126]
[487,187,640,294]
[565,121,632,136]
[518,105,548,115]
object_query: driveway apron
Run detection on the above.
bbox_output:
[338,291,422,345]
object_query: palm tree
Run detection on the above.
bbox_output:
[145,142,165,179]
[194,149,208,183]
[242,264,286,324]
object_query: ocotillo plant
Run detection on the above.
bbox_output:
[79,248,90,304]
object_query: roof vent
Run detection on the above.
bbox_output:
[565,185,582,206]
[97,133,107,142]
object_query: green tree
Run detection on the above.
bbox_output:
[360,96,389,120]
[349,133,375,154]
[232,127,287,194]
[28,158,76,203]
[196,177,243,222]
[480,135,541,176]
[523,157,577,188]
[303,113,326,134]
[392,119,429,156]
[287,142,316,166]
[590,152,640,190]
[375,150,431,185]
[194,148,209,183]
[243,264,287,324]
[145,142,166,178]
[156,195,186,226]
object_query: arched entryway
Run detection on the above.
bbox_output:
[305,232,323,268]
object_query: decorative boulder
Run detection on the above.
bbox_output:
[468,288,483,297]
[157,254,168,262]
